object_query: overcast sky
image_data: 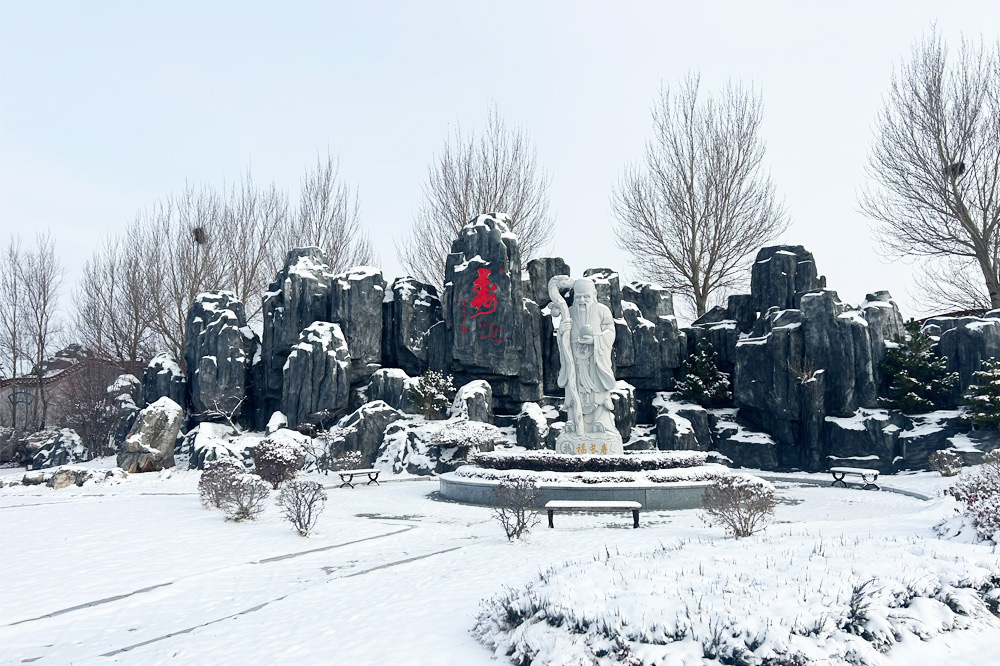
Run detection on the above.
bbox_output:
[2,1,998,321]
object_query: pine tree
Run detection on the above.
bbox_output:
[963,357,1000,429]
[675,340,732,407]
[878,320,958,413]
[410,370,456,420]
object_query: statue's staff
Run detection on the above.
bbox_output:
[548,276,583,435]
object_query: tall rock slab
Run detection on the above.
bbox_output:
[330,266,386,384]
[750,245,824,312]
[799,289,877,416]
[936,316,1000,396]
[381,277,445,377]
[259,247,336,419]
[184,291,257,422]
[442,214,541,409]
[282,322,352,427]
[525,257,570,308]
[142,353,186,408]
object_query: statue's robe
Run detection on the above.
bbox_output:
[558,301,616,433]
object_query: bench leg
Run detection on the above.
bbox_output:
[339,476,355,489]
[548,510,554,528]
[861,475,880,491]
[633,510,639,529]
[367,473,380,486]
[831,472,847,488]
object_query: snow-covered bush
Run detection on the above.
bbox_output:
[222,474,270,521]
[475,536,1000,665]
[252,436,305,489]
[198,458,246,509]
[278,480,327,536]
[456,465,730,486]
[409,370,455,419]
[948,450,1000,543]
[963,357,1000,429]
[701,475,776,538]
[473,450,716,472]
[492,477,540,541]
[675,340,732,407]
[929,449,963,477]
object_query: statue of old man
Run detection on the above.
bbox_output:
[548,276,624,455]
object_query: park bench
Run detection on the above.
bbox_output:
[829,466,880,491]
[544,500,642,529]
[337,468,381,489]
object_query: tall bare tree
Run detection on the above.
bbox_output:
[0,238,27,427]
[88,160,371,369]
[862,31,1000,311]
[138,185,225,363]
[75,235,158,369]
[399,104,553,287]
[288,152,374,272]
[613,75,788,318]
[22,232,63,427]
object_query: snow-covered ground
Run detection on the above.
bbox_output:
[1,461,998,665]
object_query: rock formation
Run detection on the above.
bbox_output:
[184,291,257,422]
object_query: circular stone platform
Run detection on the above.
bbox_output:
[438,472,711,510]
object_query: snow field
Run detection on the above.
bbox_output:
[0,465,998,665]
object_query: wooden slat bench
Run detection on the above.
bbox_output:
[544,500,642,529]
[829,466,880,491]
[338,468,381,489]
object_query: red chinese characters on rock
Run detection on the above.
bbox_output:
[470,268,499,318]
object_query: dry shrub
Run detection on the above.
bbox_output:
[950,449,1000,542]
[278,480,328,536]
[702,475,777,538]
[222,474,271,521]
[198,458,246,508]
[929,449,963,477]
[493,477,541,541]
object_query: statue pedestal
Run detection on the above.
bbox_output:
[555,429,624,456]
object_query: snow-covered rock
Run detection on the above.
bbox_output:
[364,368,417,413]
[265,411,288,435]
[322,400,403,466]
[30,429,86,470]
[450,380,493,423]
[375,417,509,475]
[117,397,184,473]
[47,465,127,490]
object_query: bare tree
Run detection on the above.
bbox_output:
[613,75,788,318]
[0,237,27,427]
[219,174,289,316]
[399,104,553,287]
[288,152,374,272]
[22,232,64,427]
[105,161,370,367]
[75,235,158,368]
[57,361,123,458]
[138,185,224,363]
[862,31,1000,311]
[912,256,992,314]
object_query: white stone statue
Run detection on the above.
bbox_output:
[548,275,624,455]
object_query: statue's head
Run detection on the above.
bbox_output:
[573,278,597,306]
